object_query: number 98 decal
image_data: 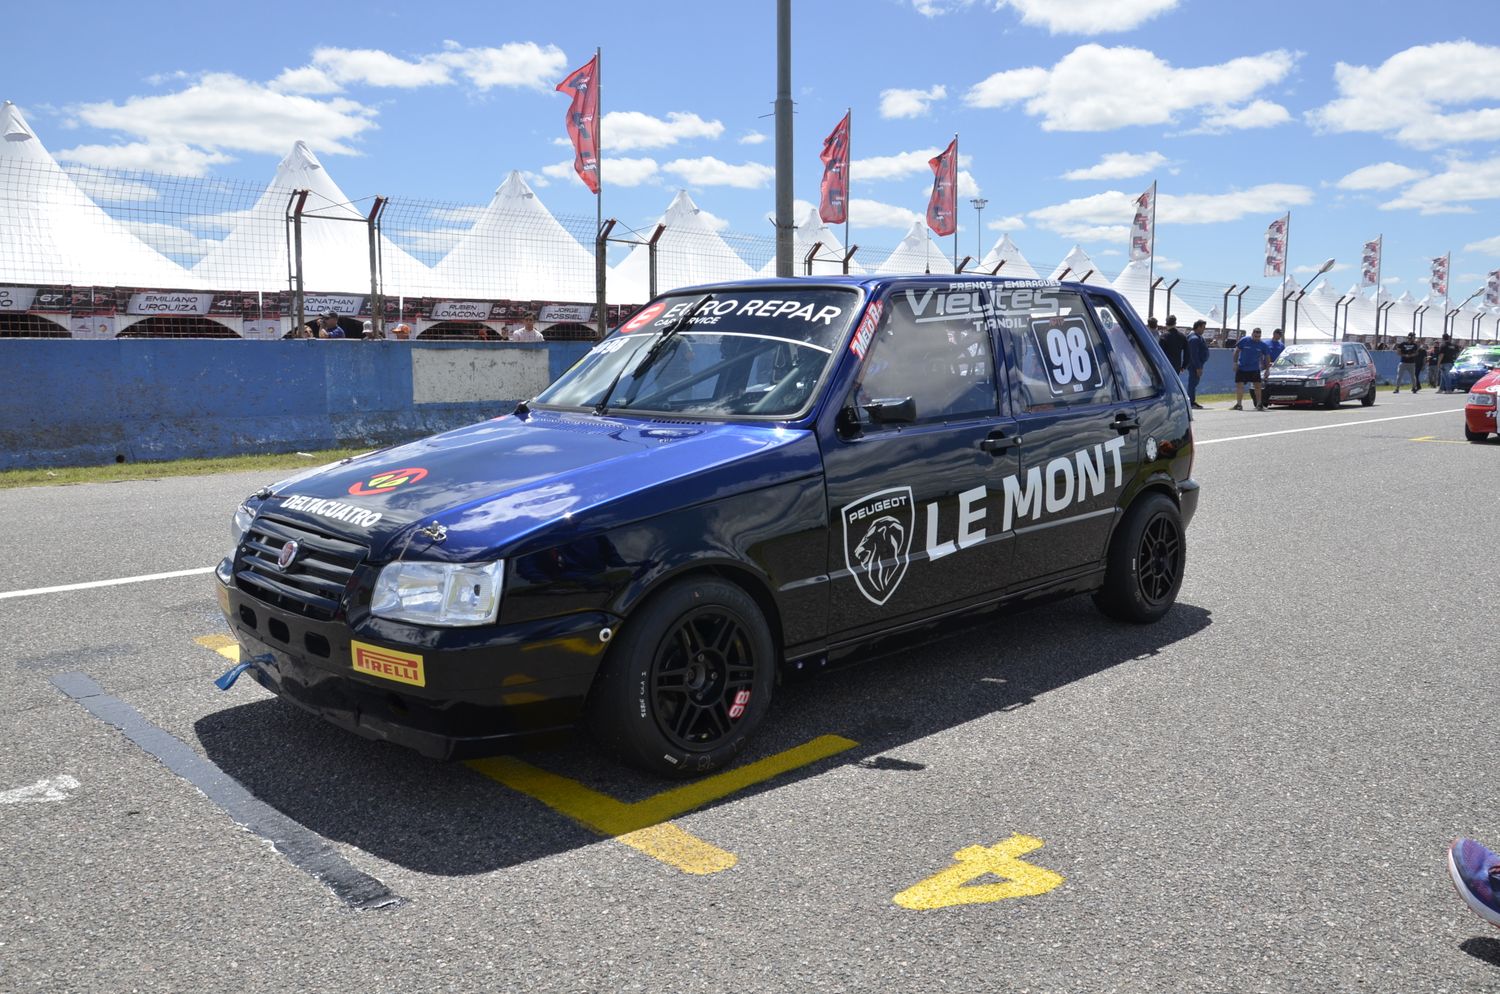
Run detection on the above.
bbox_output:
[1030,317,1104,396]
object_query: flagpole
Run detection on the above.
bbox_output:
[1280,211,1292,337]
[594,47,604,338]
[1146,180,1157,317]
[844,108,851,261]
[951,133,959,273]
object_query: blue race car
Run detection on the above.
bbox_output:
[216,275,1199,776]
[1450,346,1500,393]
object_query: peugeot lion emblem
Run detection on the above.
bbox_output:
[841,487,915,606]
[276,540,300,570]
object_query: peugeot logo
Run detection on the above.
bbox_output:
[276,540,300,570]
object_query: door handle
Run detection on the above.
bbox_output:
[980,431,1021,454]
[1111,413,1140,434]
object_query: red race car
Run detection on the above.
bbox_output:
[1466,369,1500,442]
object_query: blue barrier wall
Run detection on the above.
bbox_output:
[0,340,592,471]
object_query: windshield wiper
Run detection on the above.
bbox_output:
[594,293,713,416]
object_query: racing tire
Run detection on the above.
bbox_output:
[1361,385,1376,407]
[1323,385,1341,409]
[1093,493,1185,624]
[587,577,776,778]
[1465,427,1489,443]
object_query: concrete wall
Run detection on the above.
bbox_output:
[0,340,591,470]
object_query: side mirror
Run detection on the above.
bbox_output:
[836,405,862,438]
[863,396,917,424]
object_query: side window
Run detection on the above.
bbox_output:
[1343,345,1361,366]
[853,287,997,425]
[994,287,1117,410]
[1094,302,1162,401]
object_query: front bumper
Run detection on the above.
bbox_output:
[214,559,618,759]
[1466,405,1497,437]
[1262,380,1338,405]
[1179,478,1200,528]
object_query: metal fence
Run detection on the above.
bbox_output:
[3,158,1490,344]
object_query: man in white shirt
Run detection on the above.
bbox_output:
[509,317,545,342]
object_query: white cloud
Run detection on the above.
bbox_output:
[1195,99,1290,132]
[880,84,946,120]
[910,0,975,14]
[965,44,1297,132]
[1308,41,1500,147]
[1380,156,1500,214]
[1002,0,1182,34]
[439,42,570,91]
[1294,261,1351,274]
[662,157,774,189]
[63,167,159,202]
[1335,162,1429,191]
[602,111,724,151]
[694,207,731,232]
[71,73,377,156]
[1062,151,1166,181]
[1029,183,1313,239]
[985,215,1027,230]
[957,170,981,198]
[542,157,660,188]
[311,48,451,88]
[1465,235,1500,256]
[270,66,343,95]
[849,198,922,229]
[521,169,551,188]
[57,142,233,177]
[853,147,973,182]
[739,131,768,145]
[1153,256,1184,272]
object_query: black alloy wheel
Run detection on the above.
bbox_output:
[1135,513,1182,607]
[588,577,775,777]
[1094,492,1186,624]
[1325,383,1341,409]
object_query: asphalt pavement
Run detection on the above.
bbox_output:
[1,388,1497,993]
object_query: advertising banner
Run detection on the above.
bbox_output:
[556,53,601,194]
[1263,214,1288,278]
[0,286,38,312]
[1360,237,1381,289]
[430,300,495,321]
[1129,183,1155,262]
[1430,253,1450,301]
[926,138,958,237]
[538,302,595,323]
[819,111,851,226]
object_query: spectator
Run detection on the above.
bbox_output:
[1426,343,1441,388]
[1267,328,1286,365]
[1186,319,1209,410]
[1231,327,1270,411]
[315,309,344,339]
[1158,314,1188,376]
[361,319,376,340]
[292,323,315,339]
[391,323,412,341]
[1146,316,1159,337]
[1394,332,1422,392]
[510,316,545,342]
[1438,334,1461,392]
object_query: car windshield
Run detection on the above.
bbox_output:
[1275,348,1339,367]
[1457,348,1500,365]
[534,287,861,418]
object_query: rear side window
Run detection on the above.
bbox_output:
[852,287,997,425]
[1094,302,1162,401]
[992,287,1116,410]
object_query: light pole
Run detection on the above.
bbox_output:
[969,197,987,264]
[1293,258,1336,343]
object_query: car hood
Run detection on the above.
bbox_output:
[252,411,822,561]
[1269,364,1332,376]
[1471,370,1500,394]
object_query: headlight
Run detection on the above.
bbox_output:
[1470,392,1497,407]
[231,504,255,545]
[371,560,505,627]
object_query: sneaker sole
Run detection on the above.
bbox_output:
[1447,841,1500,929]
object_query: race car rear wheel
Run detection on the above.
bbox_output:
[1361,384,1376,406]
[1093,492,1184,624]
[588,577,775,778]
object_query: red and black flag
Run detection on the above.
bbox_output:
[819,111,851,225]
[926,137,958,237]
[556,53,601,194]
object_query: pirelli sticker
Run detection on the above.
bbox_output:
[350,640,426,687]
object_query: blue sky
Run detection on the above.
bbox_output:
[9,0,1500,303]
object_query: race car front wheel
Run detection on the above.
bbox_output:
[588,577,776,778]
[1093,492,1185,624]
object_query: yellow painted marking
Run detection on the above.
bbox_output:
[468,733,857,875]
[194,634,241,662]
[1409,435,1468,445]
[894,834,1065,910]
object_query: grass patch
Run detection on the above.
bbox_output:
[0,447,371,490]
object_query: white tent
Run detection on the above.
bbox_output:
[1048,245,1109,285]
[1242,277,1300,334]
[757,205,861,277]
[1281,278,1338,341]
[874,219,955,275]
[0,100,201,289]
[430,170,594,301]
[193,141,430,296]
[1384,290,1419,339]
[1109,258,1209,328]
[980,234,1039,279]
[608,190,753,304]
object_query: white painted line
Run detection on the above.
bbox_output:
[1197,408,1466,446]
[0,566,215,602]
[0,774,80,804]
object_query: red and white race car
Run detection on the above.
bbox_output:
[1465,369,1500,442]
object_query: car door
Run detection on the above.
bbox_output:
[994,286,1145,584]
[821,282,1021,641]
[1343,344,1371,398]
